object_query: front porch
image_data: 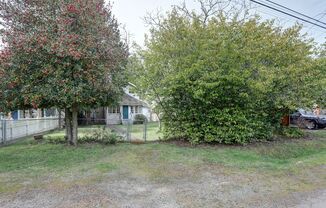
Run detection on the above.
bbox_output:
[106,105,143,125]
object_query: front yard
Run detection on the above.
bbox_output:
[0,130,325,207]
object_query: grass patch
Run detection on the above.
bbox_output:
[0,140,116,174]
[95,163,117,173]
[0,130,325,194]
[308,129,326,138]
[0,136,325,174]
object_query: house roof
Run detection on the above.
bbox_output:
[121,93,148,107]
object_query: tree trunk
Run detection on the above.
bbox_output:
[71,106,78,146]
[65,108,72,144]
[157,113,162,131]
[65,107,78,146]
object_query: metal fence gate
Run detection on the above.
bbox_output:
[108,119,161,142]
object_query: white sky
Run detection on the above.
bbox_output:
[110,0,326,46]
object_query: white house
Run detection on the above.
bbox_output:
[2,109,58,120]
[0,108,59,143]
[78,84,154,125]
[106,85,151,125]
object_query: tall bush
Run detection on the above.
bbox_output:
[134,1,316,144]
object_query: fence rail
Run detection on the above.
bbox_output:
[0,118,59,144]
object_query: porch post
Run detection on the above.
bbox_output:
[105,107,109,125]
[17,110,21,120]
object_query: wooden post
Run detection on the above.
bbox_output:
[143,120,147,142]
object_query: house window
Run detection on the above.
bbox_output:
[134,106,142,114]
[109,107,120,114]
[131,106,134,114]
[44,108,57,117]
[109,108,113,113]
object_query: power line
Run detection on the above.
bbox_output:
[249,0,326,30]
[307,11,326,33]
[254,8,326,35]
[263,0,326,26]
[252,3,325,32]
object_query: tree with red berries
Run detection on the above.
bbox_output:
[0,0,128,145]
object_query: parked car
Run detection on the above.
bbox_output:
[290,109,326,130]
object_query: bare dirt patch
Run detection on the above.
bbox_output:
[1,163,325,208]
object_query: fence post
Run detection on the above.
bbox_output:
[128,119,132,141]
[10,124,13,141]
[143,120,147,142]
[2,120,7,144]
[25,120,28,137]
[126,119,129,141]
[0,120,3,144]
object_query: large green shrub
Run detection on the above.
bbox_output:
[132,2,317,144]
[133,114,147,124]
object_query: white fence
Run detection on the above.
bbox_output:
[0,118,59,144]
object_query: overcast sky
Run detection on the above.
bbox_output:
[110,0,326,47]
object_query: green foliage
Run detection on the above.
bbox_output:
[310,54,326,108]
[277,127,305,139]
[133,2,319,144]
[0,0,128,111]
[46,127,121,145]
[133,114,147,124]
[81,127,120,145]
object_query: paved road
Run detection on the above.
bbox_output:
[295,190,326,208]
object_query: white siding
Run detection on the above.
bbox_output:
[106,107,122,125]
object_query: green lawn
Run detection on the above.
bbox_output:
[0,130,325,198]
[309,129,326,138]
[0,131,325,174]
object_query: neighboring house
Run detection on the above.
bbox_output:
[1,109,58,120]
[106,93,150,125]
[78,84,153,125]
[0,109,59,143]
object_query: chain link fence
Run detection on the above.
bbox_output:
[0,117,161,145]
[107,119,162,142]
